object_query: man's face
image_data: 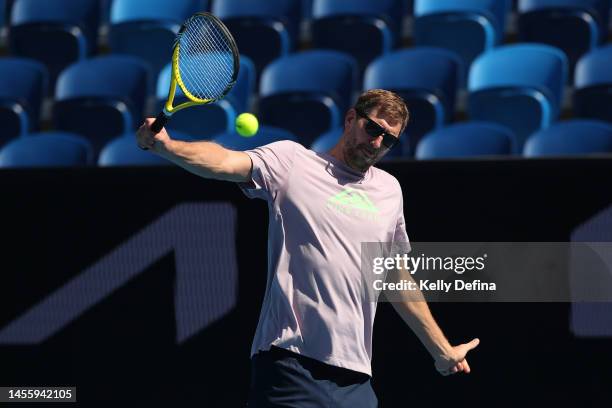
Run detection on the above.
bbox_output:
[342,107,402,172]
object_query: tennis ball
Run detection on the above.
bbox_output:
[235,113,259,137]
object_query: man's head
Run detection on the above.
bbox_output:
[332,89,409,172]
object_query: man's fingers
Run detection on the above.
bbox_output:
[436,339,479,376]
[466,338,480,350]
[136,119,159,150]
[451,360,471,375]
[459,360,472,374]
[455,338,480,359]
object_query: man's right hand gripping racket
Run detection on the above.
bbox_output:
[150,12,240,134]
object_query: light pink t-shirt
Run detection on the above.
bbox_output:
[239,140,410,376]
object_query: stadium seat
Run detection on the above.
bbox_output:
[363,47,463,156]
[310,128,343,153]
[2,0,15,26]
[212,0,300,77]
[108,0,201,86]
[517,0,610,74]
[415,122,517,159]
[523,119,612,156]
[413,0,512,80]
[224,55,256,114]
[310,0,404,72]
[0,131,94,167]
[302,0,313,20]
[258,50,358,146]
[8,0,101,89]
[98,131,194,167]
[100,0,111,25]
[156,63,237,139]
[0,1,5,28]
[52,56,149,152]
[468,44,568,149]
[0,58,48,145]
[573,44,612,123]
[213,125,298,150]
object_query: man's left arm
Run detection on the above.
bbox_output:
[388,268,480,376]
[389,185,479,375]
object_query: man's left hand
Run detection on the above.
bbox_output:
[434,338,480,376]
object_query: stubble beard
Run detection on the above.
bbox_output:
[343,138,377,173]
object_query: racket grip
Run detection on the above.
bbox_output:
[150,112,169,134]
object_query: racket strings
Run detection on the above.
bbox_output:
[181,21,232,85]
[177,16,236,101]
[180,24,232,98]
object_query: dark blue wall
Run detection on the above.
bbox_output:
[0,158,611,407]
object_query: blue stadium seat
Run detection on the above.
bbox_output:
[156,63,237,139]
[517,0,610,73]
[212,0,300,77]
[302,0,313,20]
[310,0,404,72]
[100,0,111,25]
[52,56,149,152]
[1,0,15,27]
[258,50,358,146]
[364,47,463,156]
[0,1,5,27]
[413,0,512,80]
[310,128,343,153]
[415,122,517,159]
[468,44,568,149]
[213,125,298,150]
[573,44,612,122]
[108,0,201,85]
[223,55,256,114]
[8,0,101,89]
[0,58,48,145]
[98,132,193,167]
[0,131,94,167]
[523,119,612,156]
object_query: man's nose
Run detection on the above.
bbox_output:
[370,135,383,149]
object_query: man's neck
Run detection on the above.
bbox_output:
[328,145,345,165]
[328,145,369,174]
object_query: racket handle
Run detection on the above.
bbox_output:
[151,112,169,134]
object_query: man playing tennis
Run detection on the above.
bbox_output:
[137,89,479,407]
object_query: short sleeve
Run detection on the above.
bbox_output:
[392,213,411,253]
[238,140,299,201]
[391,191,411,255]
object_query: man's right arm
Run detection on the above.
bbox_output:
[136,118,252,183]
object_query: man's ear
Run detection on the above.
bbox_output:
[345,108,356,130]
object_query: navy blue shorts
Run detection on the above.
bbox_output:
[247,346,378,408]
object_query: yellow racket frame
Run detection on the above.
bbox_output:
[150,12,239,134]
[164,45,213,115]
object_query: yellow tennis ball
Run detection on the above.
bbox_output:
[235,113,259,137]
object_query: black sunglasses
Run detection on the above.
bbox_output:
[354,108,399,149]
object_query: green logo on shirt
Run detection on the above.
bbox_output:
[327,188,379,219]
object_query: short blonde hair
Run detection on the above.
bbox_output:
[354,89,409,134]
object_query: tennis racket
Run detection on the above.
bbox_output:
[150,12,240,134]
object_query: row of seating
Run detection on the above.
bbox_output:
[0,54,256,149]
[312,120,612,158]
[1,0,611,88]
[1,119,611,168]
[2,42,610,155]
